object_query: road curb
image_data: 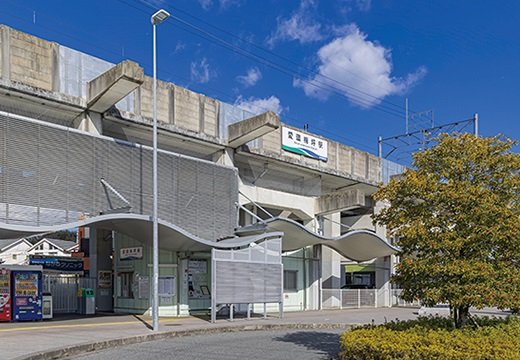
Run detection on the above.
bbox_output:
[16,322,354,360]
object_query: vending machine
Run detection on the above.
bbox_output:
[0,268,11,321]
[11,268,43,321]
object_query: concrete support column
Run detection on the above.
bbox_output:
[319,213,342,308]
[88,228,114,312]
[74,111,103,135]
[321,246,342,290]
[312,245,322,310]
[374,200,391,307]
[319,212,341,237]
[375,256,391,307]
[95,229,114,312]
[212,148,234,167]
[178,258,189,316]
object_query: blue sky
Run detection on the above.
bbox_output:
[0,0,518,158]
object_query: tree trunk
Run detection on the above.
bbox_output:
[455,305,470,328]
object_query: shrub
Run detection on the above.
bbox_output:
[340,317,520,360]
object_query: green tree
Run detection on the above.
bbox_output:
[374,133,520,327]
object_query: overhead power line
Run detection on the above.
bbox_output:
[138,0,415,114]
[0,1,379,152]
[117,0,409,119]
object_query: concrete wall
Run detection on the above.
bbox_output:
[239,183,316,220]
[0,25,58,90]
[0,25,381,190]
[252,125,381,184]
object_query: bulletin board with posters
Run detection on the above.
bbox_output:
[187,260,210,300]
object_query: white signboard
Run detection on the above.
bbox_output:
[282,127,328,161]
[120,246,143,261]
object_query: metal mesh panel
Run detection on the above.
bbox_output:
[212,238,283,305]
[0,113,238,239]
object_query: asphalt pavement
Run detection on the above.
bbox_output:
[72,329,345,360]
[1,307,419,360]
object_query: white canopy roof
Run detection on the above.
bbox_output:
[0,213,282,252]
[0,214,397,261]
[235,217,398,262]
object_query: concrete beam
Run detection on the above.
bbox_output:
[316,189,366,215]
[228,111,280,148]
[87,60,144,113]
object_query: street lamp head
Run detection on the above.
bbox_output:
[151,9,170,25]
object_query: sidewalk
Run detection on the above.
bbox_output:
[1,308,417,360]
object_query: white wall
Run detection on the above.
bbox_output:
[0,242,31,265]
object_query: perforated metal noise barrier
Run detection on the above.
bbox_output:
[212,238,283,305]
[0,113,238,240]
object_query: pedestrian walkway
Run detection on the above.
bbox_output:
[1,308,417,360]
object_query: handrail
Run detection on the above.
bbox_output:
[236,202,266,224]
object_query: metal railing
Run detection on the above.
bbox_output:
[321,288,420,309]
[322,289,378,309]
[391,289,421,307]
[43,275,97,313]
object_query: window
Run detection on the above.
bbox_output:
[12,254,17,260]
[283,270,298,292]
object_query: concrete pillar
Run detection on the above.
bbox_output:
[88,227,97,279]
[375,256,391,307]
[374,200,391,307]
[95,229,114,312]
[74,111,103,135]
[178,258,190,316]
[321,246,342,290]
[88,228,114,312]
[312,245,322,310]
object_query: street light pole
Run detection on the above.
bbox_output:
[151,8,170,332]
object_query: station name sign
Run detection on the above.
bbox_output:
[120,246,143,261]
[281,127,328,161]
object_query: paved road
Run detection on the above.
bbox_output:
[2,308,418,359]
[73,329,345,360]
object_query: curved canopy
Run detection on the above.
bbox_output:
[235,217,398,262]
[0,214,397,261]
[0,213,282,252]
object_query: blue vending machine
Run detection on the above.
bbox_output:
[11,267,43,321]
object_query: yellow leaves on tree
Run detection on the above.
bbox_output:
[373,133,520,327]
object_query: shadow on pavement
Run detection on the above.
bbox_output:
[132,315,153,330]
[274,331,342,359]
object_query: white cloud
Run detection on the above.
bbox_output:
[198,0,213,10]
[266,0,323,47]
[235,95,283,115]
[237,67,262,87]
[190,58,214,84]
[355,0,372,11]
[174,41,186,54]
[198,0,242,10]
[219,0,242,9]
[338,0,372,14]
[294,24,427,108]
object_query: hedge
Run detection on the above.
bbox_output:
[340,317,520,360]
